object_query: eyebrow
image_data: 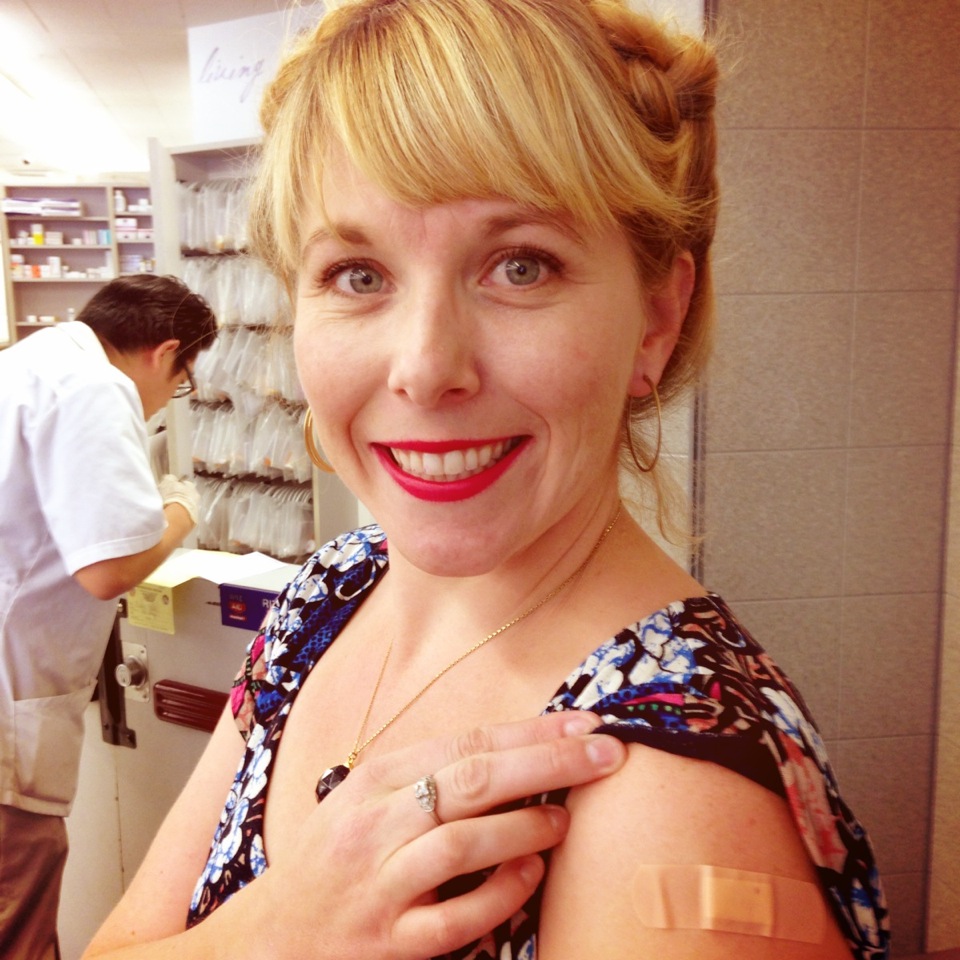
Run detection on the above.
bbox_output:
[302,224,369,251]
[480,212,586,246]
[301,209,586,257]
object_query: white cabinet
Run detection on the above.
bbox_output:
[59,576,260,960]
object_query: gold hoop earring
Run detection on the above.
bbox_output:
[303,408,336,473]
[625,375,662,474]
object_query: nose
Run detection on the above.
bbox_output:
[386,290,481,407]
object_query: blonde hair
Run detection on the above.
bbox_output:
[251,0,719,533]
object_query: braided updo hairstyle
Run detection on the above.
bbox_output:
[250,0,719,501]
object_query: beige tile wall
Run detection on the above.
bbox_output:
[705,0,960,954]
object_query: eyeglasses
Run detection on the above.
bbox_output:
[171,365,197,399]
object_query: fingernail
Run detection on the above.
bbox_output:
[519,855,545,884]
[586,734,625,770]
[562,712,600,735]
[544,805,570,832]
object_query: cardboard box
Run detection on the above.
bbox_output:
[127,548,297,635]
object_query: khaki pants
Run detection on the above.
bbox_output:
[0,805,66,960]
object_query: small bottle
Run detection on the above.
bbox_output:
[66,307,76,323]
[113,189,126,213]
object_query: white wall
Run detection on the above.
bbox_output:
[633,0,704,33]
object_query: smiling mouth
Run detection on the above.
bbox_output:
[387,438,524,482]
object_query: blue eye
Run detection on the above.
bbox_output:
[503,256,541,286]
[344,266,383,293]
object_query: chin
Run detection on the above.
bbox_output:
[380,517,513,578]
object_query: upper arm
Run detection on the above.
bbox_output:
[33,380,167,579]
[83,703,244,956]
[537,743,852,960]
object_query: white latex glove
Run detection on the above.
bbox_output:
[158,474,200,526]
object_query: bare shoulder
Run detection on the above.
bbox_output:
[538,742,853,960]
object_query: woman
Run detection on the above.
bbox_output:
[84,0,889,958]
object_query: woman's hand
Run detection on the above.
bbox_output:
[252,710,626,959]
[83,710,626,960]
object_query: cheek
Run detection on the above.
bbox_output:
[293,320,378,441]
[521,330,631,421]
[293,312,353,400]
[292,321,322,398]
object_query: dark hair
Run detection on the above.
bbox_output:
[77,274,218,365]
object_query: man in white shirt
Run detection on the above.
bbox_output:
[0,274,218,960]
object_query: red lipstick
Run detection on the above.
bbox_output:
[374,438,527,502]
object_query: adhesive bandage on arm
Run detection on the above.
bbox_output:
[633,864,827,943]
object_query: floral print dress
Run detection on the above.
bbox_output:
[187,526,890,959]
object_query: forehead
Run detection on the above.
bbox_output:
[306,147,586,248]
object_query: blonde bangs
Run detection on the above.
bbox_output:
[252,0,687,283]
[322,1,618,212]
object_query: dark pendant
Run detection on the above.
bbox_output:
[316,763,351,803]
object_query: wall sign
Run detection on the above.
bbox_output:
[188,5,323,143]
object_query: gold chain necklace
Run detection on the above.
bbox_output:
[315,505,622,802]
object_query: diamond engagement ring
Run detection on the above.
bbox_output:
[413,774,442,826]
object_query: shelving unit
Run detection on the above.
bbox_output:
[148,137,359,561]
[0,182,155,347]
[114,184,155,279]
[147,137,260,485]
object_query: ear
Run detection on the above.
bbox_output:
[627,252,694,396]
[146,338,181,371]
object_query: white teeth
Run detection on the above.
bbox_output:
[443,449,465,475]
[390,441,515,481]
[422,452,444,476]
